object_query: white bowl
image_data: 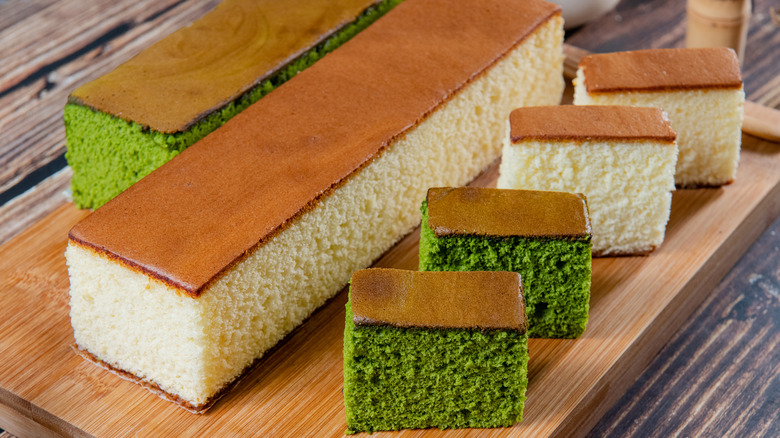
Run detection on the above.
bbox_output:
[550,0,621,29]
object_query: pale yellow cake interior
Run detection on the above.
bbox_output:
[66,15,564,410]
[497,133,678,256]
[574,68,744,187]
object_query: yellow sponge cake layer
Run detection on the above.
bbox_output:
[66,0,564,412]
[498,106,678,256]
[573,48,744,187]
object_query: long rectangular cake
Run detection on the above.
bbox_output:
[65,0,400,209]
[66,0,564,412]
[573,47,744,187]
[498,105,678,256]
[344,268,529,433]
[419,187,592,338]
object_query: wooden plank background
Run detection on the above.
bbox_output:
[0,0,221,244]
[587,217,780,438]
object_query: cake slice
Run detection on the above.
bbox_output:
[66,0,564,413]
[419,187,591,338]
[497,105,678,256]
[573,47,744,187]
[65,0,400,209]
[344,268,529,433]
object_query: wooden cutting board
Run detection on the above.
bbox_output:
[1,134,778,437]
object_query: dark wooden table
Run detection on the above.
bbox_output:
[1,0,778,436]
[567,2,780,436]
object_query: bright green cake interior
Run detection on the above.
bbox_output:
[65,0,403,209]
[419,201,591,339]
[343,301,529,434]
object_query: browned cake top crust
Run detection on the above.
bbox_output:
[426,187,591,239]
[350,269,527,332]
[509,105,677,142]
[579,47,742,93]
[69,0,381,133]
[68,0,561,297]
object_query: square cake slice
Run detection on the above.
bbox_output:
[419,187,591,338]
[344,268,529,433]
[497,105,678,257]
[573,47,744,187]
[66,0,564,413]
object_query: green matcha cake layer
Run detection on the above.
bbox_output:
[65,0,400,209]
[419,188,592,339]
[344,269,528,433]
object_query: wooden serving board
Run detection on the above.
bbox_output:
[0,134,778,438]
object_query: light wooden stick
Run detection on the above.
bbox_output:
[562,43,780,143]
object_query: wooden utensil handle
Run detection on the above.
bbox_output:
[742,101,780,142]
[563,44,589,79]
[562,44,780,143]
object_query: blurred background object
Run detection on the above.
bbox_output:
[687,0,751,64]
[550,0,622,29]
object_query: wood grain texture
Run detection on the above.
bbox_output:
[0,168,70,246]
[0,399,59,438]
[565,1,780,436]
[0,136,778,437]
[586,215,780,438]
[0,0,58,32]
[0,0,220,196]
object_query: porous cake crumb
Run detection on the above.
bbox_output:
[498,105,678,256]
[573,47,743,187]
[343,269,528,433]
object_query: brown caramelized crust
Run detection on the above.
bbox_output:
[68,0,561,297]
[350,269,526,332]
[69,0,381,133]
[509,105,677,143]
[579,47,742,94]
[426,187,591,239]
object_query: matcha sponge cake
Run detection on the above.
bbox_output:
[344,268,529,433]
[419,187,592,338]
[65,0,400,209]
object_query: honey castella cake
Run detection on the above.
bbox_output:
[573,48,744,187]
[65,0,401,209]
[343,269,529,433]
[419,187,591,338]
[66,0,564,412]
[498,106,678,256]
